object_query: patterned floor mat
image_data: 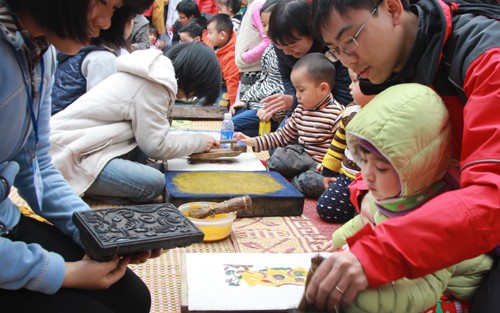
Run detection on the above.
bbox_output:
[8,121,344,312]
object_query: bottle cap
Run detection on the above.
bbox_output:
[224,113,232,120]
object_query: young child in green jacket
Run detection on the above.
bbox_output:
[322,83,493,313]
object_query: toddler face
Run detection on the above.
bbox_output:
[348,69,373,106]
[359,150,400,200]
[291,67,328,110]
[149,32,157,44]
[206,22,225,47]
[260,11,271,36]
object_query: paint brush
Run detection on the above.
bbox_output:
[188,195,252,219]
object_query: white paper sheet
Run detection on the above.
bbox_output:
[185,253,317,311]
[166,130,266,172]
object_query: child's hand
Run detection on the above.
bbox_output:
[321,240,338,252]
[316,163,323,172]
[257,108,273,122]
[233,132,256,146]
[323,176,337,189]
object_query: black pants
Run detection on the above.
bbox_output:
[0,215,151,313]
[471,255,500,313]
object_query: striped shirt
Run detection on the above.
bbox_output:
[254,93,344,163]
[321,103,361,179]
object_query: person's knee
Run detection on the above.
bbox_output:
[292,170,324,199]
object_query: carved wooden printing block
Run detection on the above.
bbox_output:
[73,203,204,261]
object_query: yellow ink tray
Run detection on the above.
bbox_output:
[178,202,236,242]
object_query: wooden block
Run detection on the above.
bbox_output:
[73,204,204,261]
[172,103,227,120]
[164,171,304,217]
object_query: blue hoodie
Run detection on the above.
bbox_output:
[0,1,89,294]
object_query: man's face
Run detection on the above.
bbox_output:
[320,3,405,84]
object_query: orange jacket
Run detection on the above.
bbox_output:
[215,33,240,106]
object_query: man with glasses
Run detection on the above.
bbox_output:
[305,0,500,312]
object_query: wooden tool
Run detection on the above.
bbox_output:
[188,139,246,160]
[188,149,242,160]
[188,195,252,219]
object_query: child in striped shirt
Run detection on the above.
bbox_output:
[234,53,344,198]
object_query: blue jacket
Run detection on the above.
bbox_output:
[0,4,89,294]
[51,46,116,115]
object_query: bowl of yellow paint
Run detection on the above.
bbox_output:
[178,202,236,242]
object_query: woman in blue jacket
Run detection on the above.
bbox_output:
[0,0,160,312]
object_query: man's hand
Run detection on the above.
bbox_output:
[257,108,273,122]
[305,251,368,312]
[261,94,294,115]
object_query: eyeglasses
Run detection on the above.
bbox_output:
[326,1,381,61]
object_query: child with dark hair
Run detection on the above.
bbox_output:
[0,0,161,311]
[234,53,344,198]
[216,0,243,33]
[315,69,375,223]
[206,14,241,107]
[261,0,352,127]
[148,25,164,49]
[50,43,222,205]
[51,5,141,115]
[172,0,208,44]
[178,21,204,42]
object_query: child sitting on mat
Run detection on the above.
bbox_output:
[234,53,344,198]
[321,83,492,313]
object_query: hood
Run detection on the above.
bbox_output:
[116,49,177,95]
[346,83,451,197]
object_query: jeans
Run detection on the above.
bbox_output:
[85,149,165,204]
[233,108,261,137]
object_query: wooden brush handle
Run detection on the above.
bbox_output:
[211,195,252,213]
[188,196,252,218]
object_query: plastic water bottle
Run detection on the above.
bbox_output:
[220,113,234,148]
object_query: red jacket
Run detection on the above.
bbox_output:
[196,0,218,15]
[215,33,240,106]
[349,0,500,287]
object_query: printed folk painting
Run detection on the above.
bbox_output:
[185,253,319,311]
